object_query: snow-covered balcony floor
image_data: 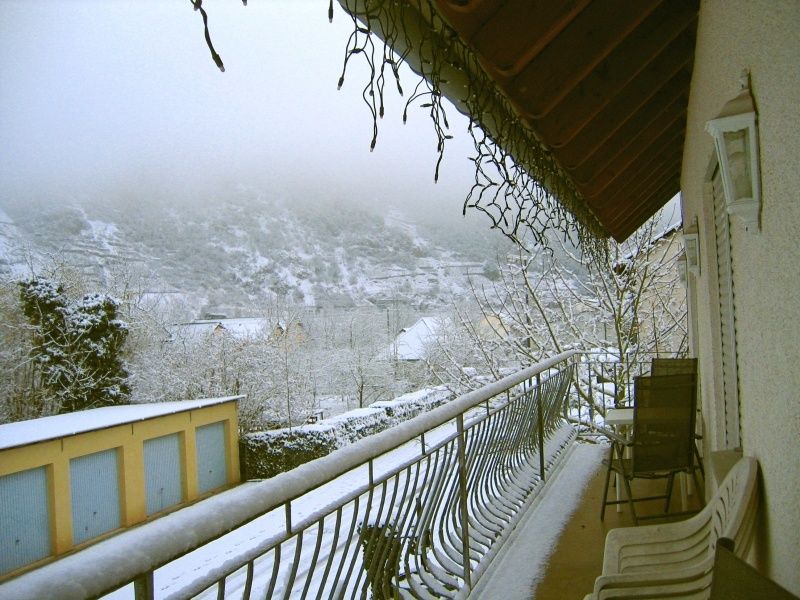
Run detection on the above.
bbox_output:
[475,441,705,600]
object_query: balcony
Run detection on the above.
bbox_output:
[1,350,703,600]
[487,441,703,599]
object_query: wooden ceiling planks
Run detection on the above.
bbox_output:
[433,0,699,241]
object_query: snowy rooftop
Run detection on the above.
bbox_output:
[169,318,270,341]
[384,316,442,361]
[0,396,242,451]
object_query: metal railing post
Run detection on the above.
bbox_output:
[564,360,571,419]
[587,358,595,423]
[569,361,577,419]
[455,414,472,590]
[536,374,545,482]
[133,572,154,600]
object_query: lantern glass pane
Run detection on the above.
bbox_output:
[684,235,699,270]
[723,128,752,199]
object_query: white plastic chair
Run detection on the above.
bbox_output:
[584,456,758,599]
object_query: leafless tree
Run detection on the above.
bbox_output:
[427,213,688,419]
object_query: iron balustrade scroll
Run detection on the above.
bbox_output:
[0,352,578,600]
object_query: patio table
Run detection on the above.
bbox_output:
[604,408,634,512]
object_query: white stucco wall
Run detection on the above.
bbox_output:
[681,0,800,593]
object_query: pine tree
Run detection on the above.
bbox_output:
[64,293,130,409]
[18,278,72,405]
[18,277,130,413]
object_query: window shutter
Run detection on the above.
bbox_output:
[713,168,741,448]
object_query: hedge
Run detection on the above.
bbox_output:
[240,387,453,479]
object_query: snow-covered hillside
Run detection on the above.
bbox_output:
[0,186,512,315]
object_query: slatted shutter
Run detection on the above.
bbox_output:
[70,448,122,545]
[143,433,183,515]
[713,167,741,448]
[0,467,50,574]
[196,422,227,494]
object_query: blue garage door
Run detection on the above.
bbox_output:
[0,467,51,575]
[143,433,183,515]
[70,448,121,545]
[196,421,227,494]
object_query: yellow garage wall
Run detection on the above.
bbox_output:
[0,399,240,577]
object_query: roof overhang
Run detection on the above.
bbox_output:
[339,0,698,242]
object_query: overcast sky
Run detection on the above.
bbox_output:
[0,0,477,212]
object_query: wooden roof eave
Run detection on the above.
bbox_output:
[337,0,610,241]
[337,0,699,243]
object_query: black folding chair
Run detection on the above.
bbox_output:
[650,357,698,376]
[600,373,702,525]
[651,357,704,478]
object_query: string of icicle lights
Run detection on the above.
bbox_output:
[189,0,608,259]
[333,0,608,261]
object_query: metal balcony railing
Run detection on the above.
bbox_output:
[2,351,579,600]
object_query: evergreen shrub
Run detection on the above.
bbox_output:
[241,387,453,479]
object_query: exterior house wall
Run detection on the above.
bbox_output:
[681,0,800,593]
[0,399,240,579]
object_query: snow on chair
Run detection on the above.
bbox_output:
[584,456,759,599]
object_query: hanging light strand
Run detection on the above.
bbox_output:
[335,0,607,261]
[189,0,226,72]
[188,0,607,260]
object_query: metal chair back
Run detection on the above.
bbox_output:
[650,357,697,376]
[632,373,697,474]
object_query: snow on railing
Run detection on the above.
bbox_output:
[1,351,579,600]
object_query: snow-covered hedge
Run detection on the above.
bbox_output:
[241,387,454,479]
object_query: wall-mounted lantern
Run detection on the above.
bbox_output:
[682,218,700,276]
[677,251,688,285]
[705,70,761,232]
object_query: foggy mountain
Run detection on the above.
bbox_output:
[0,184,514,318]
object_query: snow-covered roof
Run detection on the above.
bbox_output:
[217,318,271,338]
[169,318,270,341]
[169,321,222,339]
[619,221,682,263]
[386,317,442,361]
[0,397,242,451]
